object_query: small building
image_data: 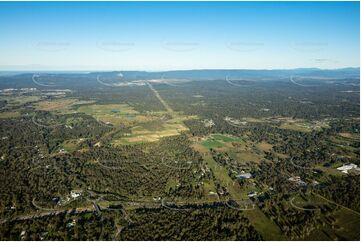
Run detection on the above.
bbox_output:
[52,197,60,203]
[203,119,215,128]
[247,191,258,198]
[337,163,358,174]
[288,176,307,186]
[217,188,225,195]
[236,173,252,180]
[66,219,76,228]
[288,176,301,182]
[70,191,81,199]
[312,180,320,186]
[59,149,66,154]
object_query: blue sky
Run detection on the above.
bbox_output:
[0,1,359,71]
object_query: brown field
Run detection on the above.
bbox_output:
[0,111,21,119]
[191,143,209,154]
[279,122,312,132]
[338,132,357,139]
[257,142,273,152]
[34,98,79,113]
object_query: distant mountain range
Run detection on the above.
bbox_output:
[90,68,360,80]
[0,67,359,80]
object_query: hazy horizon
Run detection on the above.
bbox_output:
[0,67,360,73]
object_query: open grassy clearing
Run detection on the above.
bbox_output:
[200,133,243,149]
[279,122,313,132]
[103,108,197,145]
[279,118,330,133]
[65,116,86,127]
[191,143,209,154]
[58,139,86,153]
[114,125,188,144]
[199,133,265,164]
[165,177,180,192]
[212,133,243,143]
[328,207,360,240]
[77,103,195,141]
[201,139,224,149]
[78,103,145,126]
[256,142,273,152]
[225,116,330,134]
[328,135,359,147]
[243,208,286,241]
[202,180,218,198]
[290,193,360,241]
[313,164,346,177]
[232,150,264,163]
[78,103,138,116]
[242,117,269,123]
[0,111,21,119]
[338,132,356,138]
[290,193,329,208]
[0,95,42,107]
[34,98,79,113]
[319,135,360,165]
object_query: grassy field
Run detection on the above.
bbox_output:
[338,132,357,138]
[201,139,224,149]
[202,180,218,198]
[0,111,21,119]
[82,103,198,145]
[78,103,142,125]
[279,118,330,133]
[243,208,286,240]
[232,150,264,163]
[290,193,360,241]
[77,102,196,145]
[197,133,266,172]
[59,139,84,153]
[257,142,273,152]
[329,207,360,240]
[113,114,194,145]
[200,133,243,149]
[212,134,243,142]
[0,95,41,107]
[279,121,313,132]
[34,98,79,113]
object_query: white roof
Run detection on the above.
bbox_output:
[337,163,358,171]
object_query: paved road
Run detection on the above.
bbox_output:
[92,202,102,218]
[313,192,360,215]
[147,82,173,113]
[112,224,123,241]
[0,207,93,225]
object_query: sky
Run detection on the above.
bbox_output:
[0,1,359,71]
